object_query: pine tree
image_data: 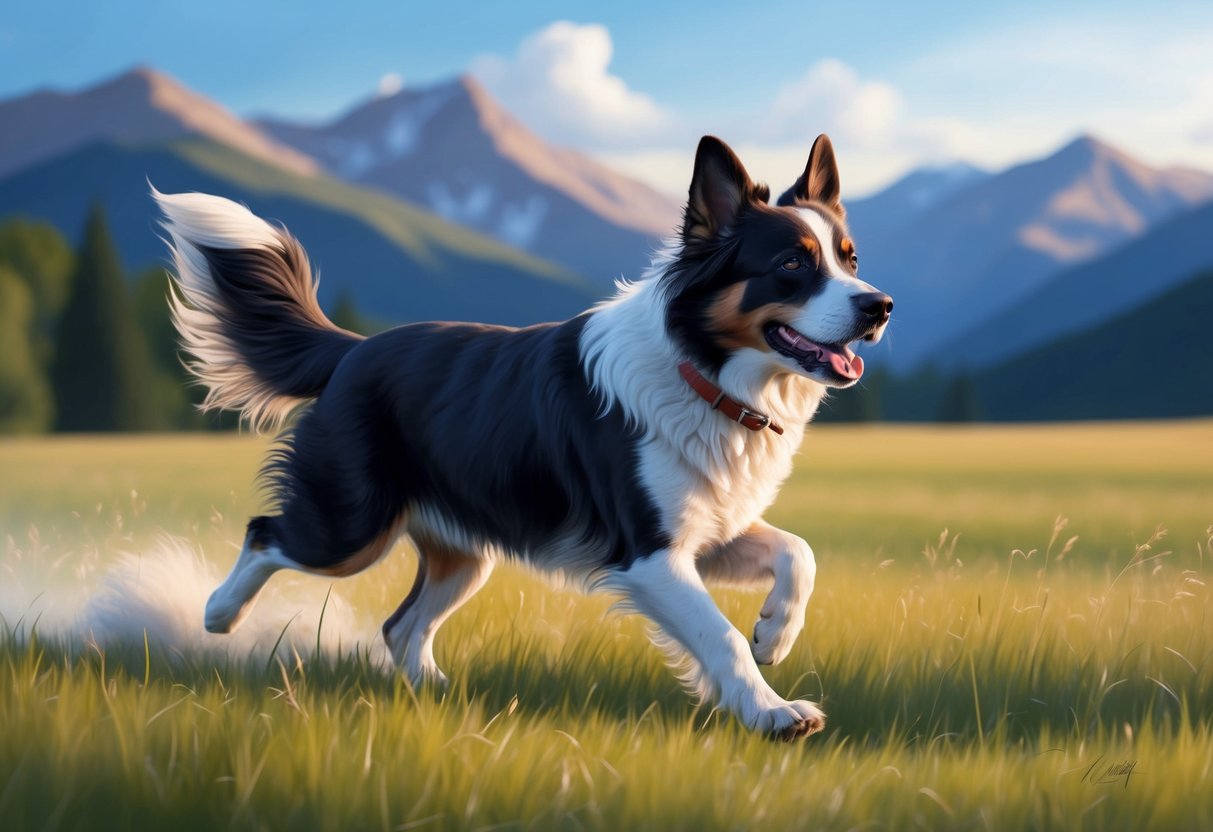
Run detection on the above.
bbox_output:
[0,219,73,366]
[0,267,54,432]
[50,204,161,431]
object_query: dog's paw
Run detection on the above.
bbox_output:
[751,610,802,665]
[204,589,250,634]
[405,662,449,693]
[419,670,450,693]
[753,699,826,741]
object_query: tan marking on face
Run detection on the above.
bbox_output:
[706,283,805,353]
[800,236,821,268]
[707,284,767,351]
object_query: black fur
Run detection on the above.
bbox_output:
[776,134,843,215]
[195,242,362,401]
[252,315,668,573]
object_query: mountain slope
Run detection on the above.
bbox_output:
[846,161,990,239]
[0,67,318,180]
[930,199,1213,370]
[257,76,680,286]
[975,269,1213,420]
[0,137,596,326]
[851,135,1213,368]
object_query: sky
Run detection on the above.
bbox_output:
[3,0,1213,196]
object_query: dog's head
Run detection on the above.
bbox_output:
[663,135,892,388]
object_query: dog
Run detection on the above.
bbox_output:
[154,133,892,740]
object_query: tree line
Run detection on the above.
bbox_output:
[0,206,214,432]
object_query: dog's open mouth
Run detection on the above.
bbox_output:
[763,322,864,380]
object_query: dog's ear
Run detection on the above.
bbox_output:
[683,136,758,243]
[777,134,844,217]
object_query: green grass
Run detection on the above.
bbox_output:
[1,422,1211,830]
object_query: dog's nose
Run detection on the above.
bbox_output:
[854,292,893,320]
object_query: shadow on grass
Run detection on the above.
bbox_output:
[5,608,1205,752]
[0,622,703,730]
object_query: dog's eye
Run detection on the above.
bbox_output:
[780,257,803,272]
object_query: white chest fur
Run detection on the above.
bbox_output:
[582,270,825,556]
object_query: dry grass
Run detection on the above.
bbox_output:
[2,422,1211,830]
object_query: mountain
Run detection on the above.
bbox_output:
[0,137,596,326]
[974,268,1213,420]
[0,67,319,180]
[846,161,990,238]
[256,76,680,287]
[850,134,1213,368]
[929,199,1213,370]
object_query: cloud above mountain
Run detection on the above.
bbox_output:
[471,22,672,150]
[469,17,1213,199]
[465,22,987,196]
[471,23,959,196]
[767,60,901,146]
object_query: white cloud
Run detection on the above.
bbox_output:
[595,59,987,199]
[472,27,945,195]
[480,21,1213,201]
[377,72,403,97]
[893,19,1213,174]
[471,21,673,150]
[766,59,902,147]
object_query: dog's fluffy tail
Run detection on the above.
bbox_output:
[154,189,362,431]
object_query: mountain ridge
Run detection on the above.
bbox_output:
[0,66,319,180]
[848,132,1213,368]
[928,197,1213,371]
[256,74,680,286]
[0,136,597,326]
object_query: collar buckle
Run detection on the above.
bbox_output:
[738,408,770,429]
[677,360,783,436]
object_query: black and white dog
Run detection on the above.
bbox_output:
[156,134,891,740]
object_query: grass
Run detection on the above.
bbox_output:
[1,422,1211,830]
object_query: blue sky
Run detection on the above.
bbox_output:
[4,1,1213,195]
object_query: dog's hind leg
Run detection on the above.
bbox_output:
[382,534,494,688]
[695,522,816,666]
[205,511,405,634]
[205,517,293,634]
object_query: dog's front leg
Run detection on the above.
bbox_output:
[614,550,824,740]
[696,522,816,666]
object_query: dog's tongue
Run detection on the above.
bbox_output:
[819,343,863,380]
[774,324,864,379]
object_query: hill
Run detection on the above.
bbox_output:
[0,137,596,326]
[975,269,1213,420]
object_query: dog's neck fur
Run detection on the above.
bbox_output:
[581,245,827,551]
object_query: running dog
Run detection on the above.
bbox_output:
[155,134,892,740]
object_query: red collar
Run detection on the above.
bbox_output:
[677,361,784,435]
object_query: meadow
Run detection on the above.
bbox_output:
[1,422,1211,830]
